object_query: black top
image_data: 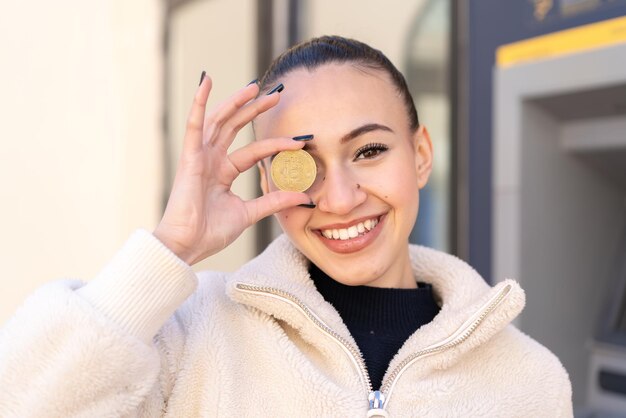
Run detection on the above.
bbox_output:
[309,263,441,390]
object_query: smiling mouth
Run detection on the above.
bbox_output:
[318,216,382,241]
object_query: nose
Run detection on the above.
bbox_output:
[311,165,367,215]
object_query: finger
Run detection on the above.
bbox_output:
[218,92,283,145]
[203,82,267,145]
[227,137,305,181]
[183,73,213,153]
[245,191,312,225]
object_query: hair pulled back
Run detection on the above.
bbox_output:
[259,35,419,131]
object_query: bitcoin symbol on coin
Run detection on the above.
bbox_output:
[270,150,317,192]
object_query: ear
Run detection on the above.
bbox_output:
[258,161,270,195]
[413,125,434,189]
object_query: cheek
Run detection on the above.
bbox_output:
[370,156,421,232]
[275,208,310,237]
[389,166,420,197]
[366,155,420,201]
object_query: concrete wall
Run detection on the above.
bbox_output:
[0,0,163,324]
[305,0,425,67]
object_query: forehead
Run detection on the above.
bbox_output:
[254,64,408,141]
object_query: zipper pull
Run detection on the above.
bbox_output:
[367,391,389,417]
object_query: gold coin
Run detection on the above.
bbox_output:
[270,150,317,192]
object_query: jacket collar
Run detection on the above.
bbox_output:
[226,234,525,377]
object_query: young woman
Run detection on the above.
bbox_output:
[0,36,572,417]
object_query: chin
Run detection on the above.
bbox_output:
[315,257,389,286]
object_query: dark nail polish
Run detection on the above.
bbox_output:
[298,202,316,208]
[292,134,314,141]
[199,71,206,86]
[266,83,284,95]
[247,78,259,86]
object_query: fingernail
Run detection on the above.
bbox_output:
[292,134,314,141]
[266,83,284,95]
[199,70,206,86]
[247,78,259,86]
[298,202,316,208]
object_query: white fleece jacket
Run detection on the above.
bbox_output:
[0,230,572,417]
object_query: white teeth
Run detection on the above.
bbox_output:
[321,217,380,240]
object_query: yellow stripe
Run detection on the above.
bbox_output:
[497,15,626,68]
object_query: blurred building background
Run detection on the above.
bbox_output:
[2,0,626,415]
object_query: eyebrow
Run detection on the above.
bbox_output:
[303,123,394,151]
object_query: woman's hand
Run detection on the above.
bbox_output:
[153,74,310,265]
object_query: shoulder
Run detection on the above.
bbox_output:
[154,269,242,353]
[497,325,570,380]
[480,325,573,414]
[165,268,271,331]
[174,270,233,320]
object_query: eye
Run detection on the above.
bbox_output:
[354,143,389,161]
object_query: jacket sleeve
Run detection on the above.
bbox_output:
[0,230,198,418]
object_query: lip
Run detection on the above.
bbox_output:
[314,213,386,254]
[315,213,385,231]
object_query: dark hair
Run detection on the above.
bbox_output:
[259,35,419,131]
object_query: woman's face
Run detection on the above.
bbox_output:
[255,64,433,288]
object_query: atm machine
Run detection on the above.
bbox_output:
[492,37,626,416]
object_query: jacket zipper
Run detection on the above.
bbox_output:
[235,283,373,393]
[235,282,512,415]
[378,283,513,409]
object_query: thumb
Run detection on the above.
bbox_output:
[245,191,313,224]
